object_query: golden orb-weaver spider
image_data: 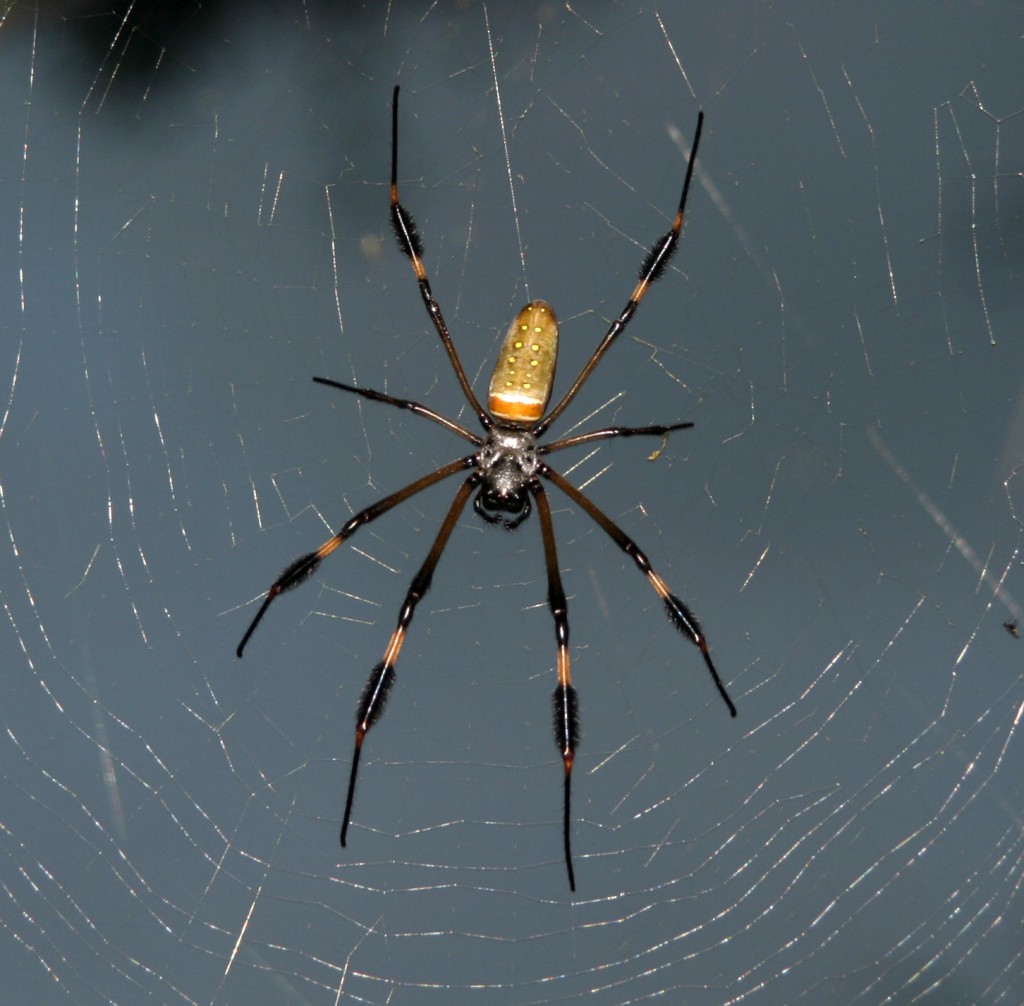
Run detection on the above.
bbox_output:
[237,86,737,891]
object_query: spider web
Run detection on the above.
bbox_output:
[2,2,1023,1003]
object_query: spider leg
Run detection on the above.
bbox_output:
[541,462,736,718]
[541,421,694,455]
[535,111,704,438]
[237,456,473,658]
[312,377,482,445]
[389,86,492,430]
[341,472,481,847]
[530,480,579,892]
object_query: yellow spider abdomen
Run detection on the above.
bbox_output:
[488,300,558,424]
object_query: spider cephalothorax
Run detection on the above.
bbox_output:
[474,425,541,528]
[238,86,736,892]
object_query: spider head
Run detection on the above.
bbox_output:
[474,482,531,529]
[474,426,540,530]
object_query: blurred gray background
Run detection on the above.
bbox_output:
[2,1,1022,1003]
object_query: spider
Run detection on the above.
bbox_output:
[237,86,737,891]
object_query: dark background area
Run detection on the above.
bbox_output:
[2,2,1022,1003]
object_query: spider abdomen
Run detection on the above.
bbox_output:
[488,300,558,424]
